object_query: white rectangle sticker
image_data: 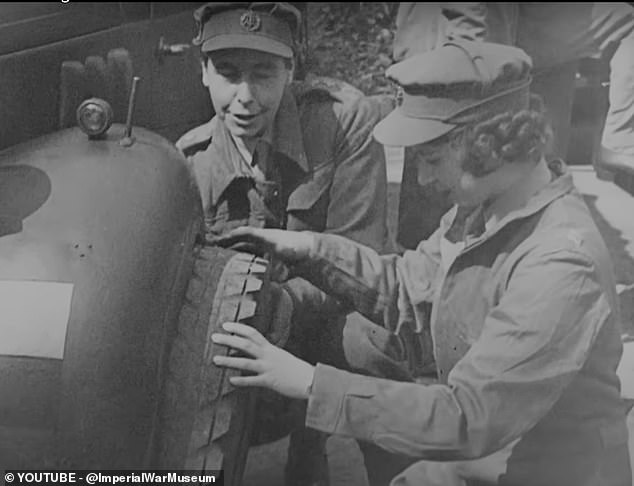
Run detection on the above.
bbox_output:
[0,280,73,359]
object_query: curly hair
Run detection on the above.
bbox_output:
[459,94,554,177]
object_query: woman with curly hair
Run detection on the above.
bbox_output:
[210,41,632,486]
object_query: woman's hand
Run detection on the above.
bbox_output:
[212,322,315,400]
[209,227,315,264]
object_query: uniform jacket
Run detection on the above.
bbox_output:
[177,78,389,317]
[298,161,631,485]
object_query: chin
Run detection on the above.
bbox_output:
[227,124,261,139]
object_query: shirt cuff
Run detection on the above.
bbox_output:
[306,363,357,434]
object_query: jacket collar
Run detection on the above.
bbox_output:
[488,159,573,229]
[205,87,309,205]
[446,159,576,246]
[483,157,553,231]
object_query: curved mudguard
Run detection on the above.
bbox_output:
[0,125,202,467]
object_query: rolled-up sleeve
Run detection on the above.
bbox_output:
[305,248,613,460]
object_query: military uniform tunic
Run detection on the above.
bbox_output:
[177,78,389,338]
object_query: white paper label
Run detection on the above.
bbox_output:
[0,280,73,359]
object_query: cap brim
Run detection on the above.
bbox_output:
[373,107,457,147]
[201,34,293,58]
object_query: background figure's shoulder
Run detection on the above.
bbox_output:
[293,74,393,132]
[292,74,364,105]
[175,117,217,157]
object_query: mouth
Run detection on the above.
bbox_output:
[230,112,260,125]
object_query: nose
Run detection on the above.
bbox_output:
[416,161,436,188]
[235,79,255,105]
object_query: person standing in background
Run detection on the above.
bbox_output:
[393,2,634,249]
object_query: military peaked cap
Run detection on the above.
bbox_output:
[193,2,301,58]
[374,40,533,146]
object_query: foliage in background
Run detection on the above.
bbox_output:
[303,2,399,96]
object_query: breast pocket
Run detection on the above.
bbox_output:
[286,161,334,229]
[444,280,494,344]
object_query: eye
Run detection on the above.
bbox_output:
[214,63,241,82]
[220,69,241,82]
[252,66,279,81]
[252,71,273,81]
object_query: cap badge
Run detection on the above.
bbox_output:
[240,10,261,32]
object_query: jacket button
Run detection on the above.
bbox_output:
[273,189,279,197]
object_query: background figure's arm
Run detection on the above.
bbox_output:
[441,2,489,41]
[393,3,520,63]
[394,2,491,62]
[394,2,448,61]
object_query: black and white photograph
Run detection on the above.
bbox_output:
[1,3,633,485]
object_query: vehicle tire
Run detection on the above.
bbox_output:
[155,245,274,485]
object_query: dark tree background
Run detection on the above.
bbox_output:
[301,2,399,95]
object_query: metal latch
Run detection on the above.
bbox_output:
[157,37,191,63]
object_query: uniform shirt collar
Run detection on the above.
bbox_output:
[207,86,309,205]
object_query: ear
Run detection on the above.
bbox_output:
[201,60,210,88]
[286,58,296,85]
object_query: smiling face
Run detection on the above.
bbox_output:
[202,48,293,143]
[409,129,528,208]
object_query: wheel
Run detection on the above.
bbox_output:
[155,245,274,485]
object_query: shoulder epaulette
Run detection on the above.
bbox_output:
[292,75,365,105]
[175,117,217,156]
